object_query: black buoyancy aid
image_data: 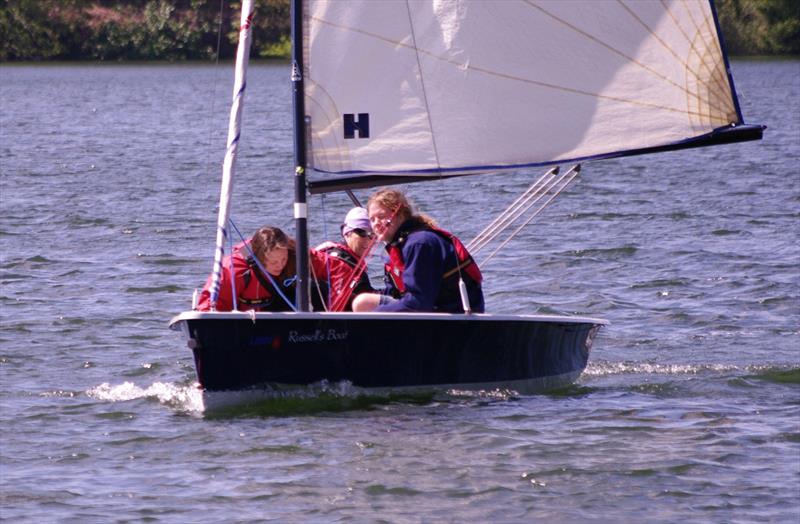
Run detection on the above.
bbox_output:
[316,241,359,267]
[384,224,482,295]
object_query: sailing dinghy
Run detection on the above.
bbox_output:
[169,0,763,400]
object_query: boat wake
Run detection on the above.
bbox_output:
[84,379,530,416]
[584,361,800,383]
[84,379,433,415]
[584,361,742,376]
[87,381,205,413]
[83,366,797,416]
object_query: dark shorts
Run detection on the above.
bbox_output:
[378,295,398,306]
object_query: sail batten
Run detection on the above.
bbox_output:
[302,0,760,189]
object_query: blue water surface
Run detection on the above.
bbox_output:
[0,59,798,522]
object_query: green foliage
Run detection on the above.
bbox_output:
[227,0,290,59]
[0,0,69,60]
[259,34,291,59]
[0,0,228,61]
[716,0,800,55]
[0,0,797,61]
[757,0,800,54]
[87,1,215,60]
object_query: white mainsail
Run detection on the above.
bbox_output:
[303,0,743,178]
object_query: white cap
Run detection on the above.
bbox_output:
[341,207,372,236]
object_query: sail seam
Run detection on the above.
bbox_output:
[404,0,442,173]
[668,0,731,97]
[622,0,730,102]
[660,0,718,90]
[305,79,349,173]
[310,13,726,121]
[523,0,730,118]
[681,1,732,98]
[620,0,732,127]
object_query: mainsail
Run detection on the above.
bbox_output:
[302,0,762,193]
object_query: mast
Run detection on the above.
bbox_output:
[291,0,310,311]
[207,0,255,310]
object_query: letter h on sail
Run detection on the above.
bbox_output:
[343,113,369,139]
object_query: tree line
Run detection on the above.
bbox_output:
[1,0,798,62]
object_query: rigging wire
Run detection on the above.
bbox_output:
[467,166,560,254]
[228,219,298,312]
[476,164,581,268]
[203,0,233,309]
[227,224,238,310]
[311,194,332,312]
[203,0,228,191]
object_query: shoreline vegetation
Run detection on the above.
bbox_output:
[1,0,798,62]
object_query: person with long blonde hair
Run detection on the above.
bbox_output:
[352,188,484,313]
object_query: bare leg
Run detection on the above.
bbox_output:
[352,293,383,312]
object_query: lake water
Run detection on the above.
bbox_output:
[1,59,798,522]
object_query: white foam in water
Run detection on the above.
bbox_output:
[584,361,742,376]
[87,382,205,412]
[446,388,518,400]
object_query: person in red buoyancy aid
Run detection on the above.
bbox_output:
[352,189,484,314]
[313,207,376,311]
[196,226,326,312]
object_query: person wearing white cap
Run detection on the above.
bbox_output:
[313,207,376,311]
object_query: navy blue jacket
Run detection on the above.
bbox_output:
[375,221,484,313]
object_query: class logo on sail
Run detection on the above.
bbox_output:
[343,113,369,139]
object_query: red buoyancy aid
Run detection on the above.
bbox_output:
[314,241,373,311]
[196,241,288,312]
[384,225,482,295]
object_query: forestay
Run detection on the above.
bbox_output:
[303,0,757,188]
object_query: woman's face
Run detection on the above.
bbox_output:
[344,228,373,257]
[368,202,402,243]
[262,246,289,276]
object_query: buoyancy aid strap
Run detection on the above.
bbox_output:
[384,225,482,296]
[238,295,274,306]
[241,253,296,312]
[442,258,475,280]
[427,226,483,284]
[246,256,274,291]
[317,242,358,268]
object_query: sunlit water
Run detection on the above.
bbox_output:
[1,60,798,522]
